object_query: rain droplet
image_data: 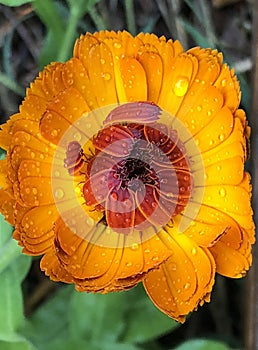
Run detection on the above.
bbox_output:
[113,41,122,49]
[131,243,139,251]
[51,129,58,137]
[191,247,197,255]
[126,262,132,267]
[173,76,189,97]
[55,188,64,199]
[184,282,191,290]
[218,133,225,141]
[221,79,227,87]
[111,192,118,200]
[32,187,38,195]
[54,170,60,177]
[219,188,226,197]
[102,72,111,81]
[73,132,81,141]
[197,105,202,112]
[100,58,106,65]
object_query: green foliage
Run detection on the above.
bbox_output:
[0,214,32,348]
[173,339,231,350]
[20,284,178,349]
[0,0,32,6]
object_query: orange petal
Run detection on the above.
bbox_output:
[202,173,253,230]
[209,239,251,278]
[137,50,163,102]
[119,57,147,102]
[0,188,15,225]
[40,249,74,283]
[214,64,240,111]
[40,87,89,144]
[62,58,97,108]
[158,53,197,115]
[54,213,171,284]
[29,62,66,101]
[143,232,215,322]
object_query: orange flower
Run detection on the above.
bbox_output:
[0,31,254,322]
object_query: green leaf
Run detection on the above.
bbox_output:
[69,289,128,343]
[20,286,73,347]
[0,338,36,350]
[174,339,231,350]
[121,285,178,343]
[69,284,177,345]
[0,0,33,5]
[0,213,31,341]
[0,253,31,341]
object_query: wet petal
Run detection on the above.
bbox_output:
[144,231,215,322]
[103,102,161,125]
[119,57,147,101]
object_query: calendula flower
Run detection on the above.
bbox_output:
[0,31,254,322]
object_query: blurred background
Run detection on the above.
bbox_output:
[0,1,256,349]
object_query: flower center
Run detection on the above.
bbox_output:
[78,103,193,233]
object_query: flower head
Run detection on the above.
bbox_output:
[0,31,254,322]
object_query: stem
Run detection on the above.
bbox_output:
[57,6,80,62]
[0,71,24,96]
[125,0,136,36]
[33,0,65,44]
[88,6,106,31]
[0,239,22,275]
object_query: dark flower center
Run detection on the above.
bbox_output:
[64,102,193,233]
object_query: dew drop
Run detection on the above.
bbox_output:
[113,41,122,49]
[51,129,58,137]
[111,192,118,200]
[100,58,106,65]
[184,282,191,290]
[126,262,132,267]
[173,76,189,97]
[221,79,227,87]
[191,247,197,255]
[73,132,81,141]
[55,188,64,199]
[197,105,202,112]
[102,72,111,81]
[54,170,60,177]
[219,188,226,197]
[218,133,225,141]
[131,243,139,251]
[32,187,38,195]
[86,217,95,226]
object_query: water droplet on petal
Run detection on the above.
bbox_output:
[102,72,111,81]
[219,188,226,197]
[54,170,60,177]
[111,192,118,200]
[218,133,225,141]
[73,132,82,141]
[32,187,38,195]
[184,282,191,290]
[221,79,227,87]
[173,76,189,97]
[51,129,58,137]
[131,243,139,251]
[126,262,132,267]
[55,188,64,199]
[191,247,197,255]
